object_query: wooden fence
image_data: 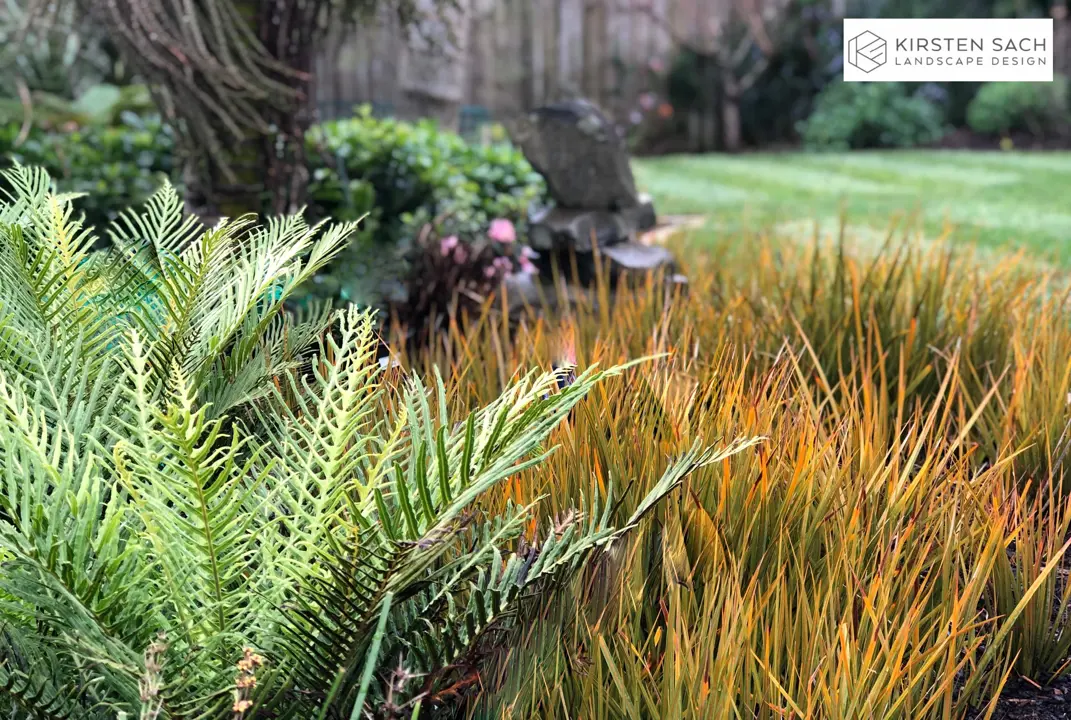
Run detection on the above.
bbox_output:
[312,0,745,148]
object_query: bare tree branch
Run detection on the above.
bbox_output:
[615,0,792,57]
[14,77,33,147]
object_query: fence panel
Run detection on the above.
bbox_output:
[313,0,748,149]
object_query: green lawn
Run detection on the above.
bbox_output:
[633,151,1071,261]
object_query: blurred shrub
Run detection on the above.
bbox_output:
[0,83,159,133]
[966,75,1070,137]
[664,48,718,119]
[799,81,947,150]
[0,9,171,225]
[0,2,129,104]
[738,3,846,147]
[647,0,1047,151]
[1,0,142,141]
[0,104,547,311]
[647,3,850,151]
[0,112,177,228]
[615,57,679,154]
[303,106,546,308]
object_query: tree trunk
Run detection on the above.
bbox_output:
[720,68,742,152]
[721,98,742,152]
[1054,1,1070,78]
[182,0,317,223]
[182,134,271,225]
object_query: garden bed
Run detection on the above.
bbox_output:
[638,213,707,245]
[933,128,1071,151]
[983,674,1071,720]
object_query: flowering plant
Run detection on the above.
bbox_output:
[388,217,539,347]
[621,55,676,151]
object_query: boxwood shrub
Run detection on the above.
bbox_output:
[798,81,947,150]
[303,106,546,307]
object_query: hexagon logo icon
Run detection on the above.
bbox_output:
[847,30,887,73]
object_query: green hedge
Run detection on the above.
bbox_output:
[966,76,1070,137]
[1,106,547,308]
[0,113,177,229]
[798,81,947,151]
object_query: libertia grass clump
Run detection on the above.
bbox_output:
[396,227,1071,719]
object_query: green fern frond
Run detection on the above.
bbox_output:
[0,171,122,371]
[0,164,53,226]
[0,627,85,719]
[113,338,269,649]
[0,170,763,719]
[275,336,762,713]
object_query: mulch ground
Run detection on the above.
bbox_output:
[975,674,1071,719]
[931,128,1071,151]
[634,128,1071,154]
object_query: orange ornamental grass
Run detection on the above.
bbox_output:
[389,225,1071,719]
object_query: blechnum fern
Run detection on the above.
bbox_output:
[0,165,762,719]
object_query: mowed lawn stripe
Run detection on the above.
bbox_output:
[795,153,1023,187]
[647,155,912,195]
[634,151,1071,258]
[934,151,1071,174]
[635,175,768,208]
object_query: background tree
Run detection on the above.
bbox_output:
[18,0,457,223]
[632,0,799,152]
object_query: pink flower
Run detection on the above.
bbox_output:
[488,218,516,244]
[484,256,513,279]
[452,244,468,263]
[519,256,537,274]
[492,257,514,276]
[648,57,665,74]
[639,92,656,111]
[521,246,539,259]
[439,235,459,256]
